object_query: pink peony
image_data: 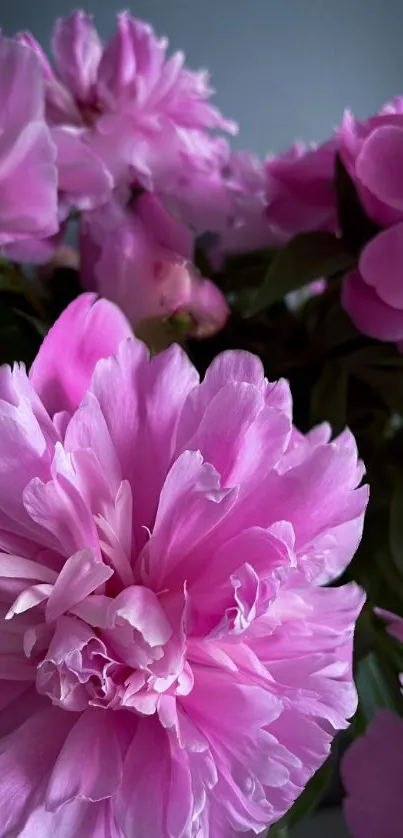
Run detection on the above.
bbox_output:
[342,609,403,838]
[339,101,403,228]
[0,38,58,248]
[0,294,367,836]
[79,193,229,337]
[18,11,236,194]
[338,100,403,345]
[342,709,403,838]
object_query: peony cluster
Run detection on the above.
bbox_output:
[0,294,368,837]
[0,12,237,336]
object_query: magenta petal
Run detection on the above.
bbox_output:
[342,269,403,341]
[359,224,403,309]
[30,294,133,416]
[45,549,113,623]
[0,39,58,246]
[0,706,74,835]
[356,124,403,213]
[52,127,113,210]
[52,11,102,102]
[46,710,122,810]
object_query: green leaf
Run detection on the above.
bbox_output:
[356,652,403,726]
[354,367,403,414]
[268,824,288,837]
[0,260,46,318]
[269,757,333,834]
[311,361,348,433]
[247,232,355,316]
[390,476,403,574]
[334,154,380,255]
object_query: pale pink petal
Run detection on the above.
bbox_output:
[52,127,113,211]
[0,39,58,246]
[45,549,113,623]
[0,706,74,835]
[46,710,122,810]
[52,11,102,103]
[30,294,133,416]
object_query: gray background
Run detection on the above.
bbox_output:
[3,1,389,834]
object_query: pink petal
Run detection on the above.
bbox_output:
[0,555,56,583]
[0,706,74,835]
[45,549,113,623]
[342,269,403,341]
[52,126,113,210]
[144,450,237,589]
[90,339,199,549]
[356,124,403,213]
[359,224,403,309]
[0,39,58,246]
[30,294,133,417]
[108,586,172,646]
[46,710,122,810]
[52,11,102,102]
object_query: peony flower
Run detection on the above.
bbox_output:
[342,709,403,838]
[265,138,339,237]
[0,293,368,836]
[18,11,236,194]
[339,100,403,345]
[79,192,229,337]
[0,38,58,248]
[342,610,403,838]
[339,100,403,228]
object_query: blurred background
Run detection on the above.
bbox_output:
[4,1,399,834]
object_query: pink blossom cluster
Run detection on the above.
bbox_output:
[0,12,237,336]
[0,294,368,837]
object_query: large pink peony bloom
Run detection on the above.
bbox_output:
[79,193,229,337]
[342,611,403,838]
[0,294,367,836]
[19,11,236,194]
[0,38,58,248]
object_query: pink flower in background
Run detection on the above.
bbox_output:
[0,38,58,248]
[339,100,403,228]
[19,11,236,193]
[265,138,339,237]
[342,709,403,838]
[342,611,403,838]
[339,100,403,345]
[0,293,367,836]
[80,193,229,337]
